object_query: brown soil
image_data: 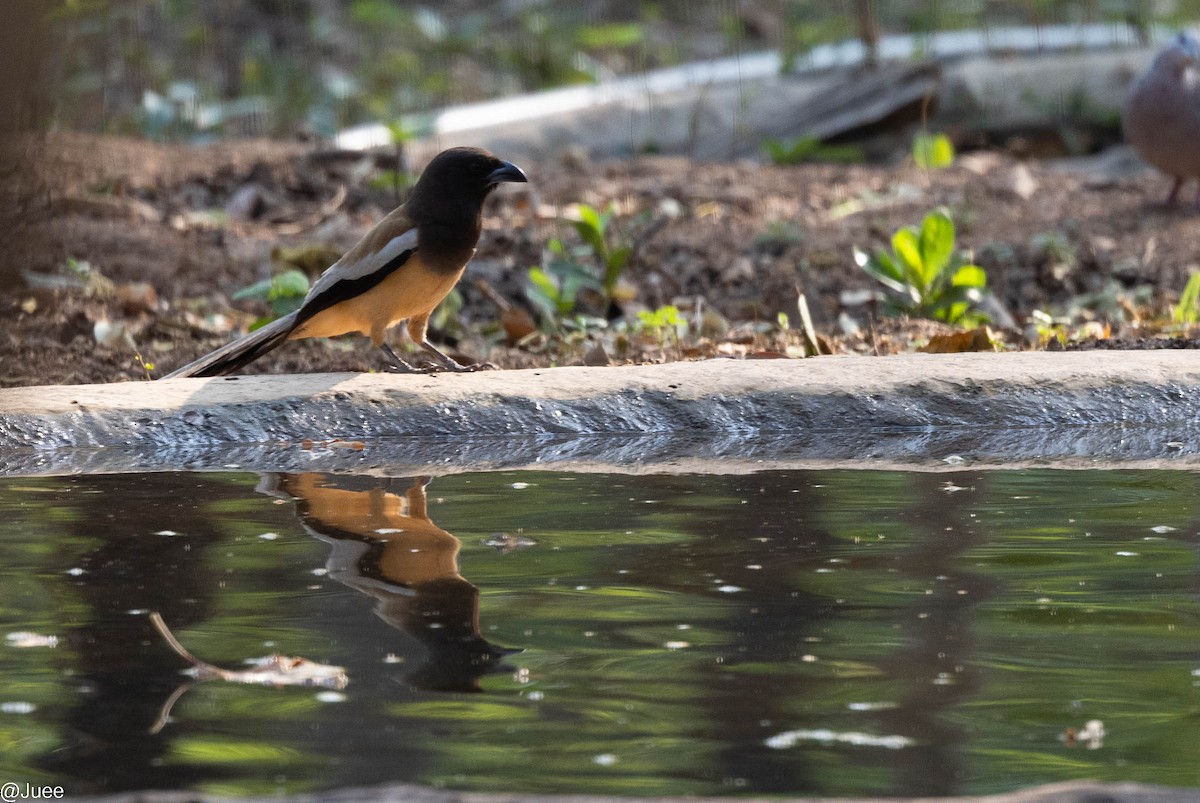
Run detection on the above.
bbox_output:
[4,132,1199,388]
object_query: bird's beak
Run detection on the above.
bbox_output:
[487,160,527,185]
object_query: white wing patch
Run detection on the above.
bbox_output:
[304,227,419,303]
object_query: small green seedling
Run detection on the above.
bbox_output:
[636,304,686,354]
[854,208,987,326]
[381,117,418,202]
[525,203,637,328]
[765,136,865,165]
[525,245,603,326]
[912,132,955,169]
[571,203,632,302]
[1174,272,1200,325]
[637,304,684,337]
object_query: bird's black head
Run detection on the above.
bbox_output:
[413,147,527,205]
[407,147,526,267]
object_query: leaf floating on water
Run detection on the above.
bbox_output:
[151,612,347,688]
[148,612,348,734]
[1060,719,1105,749]
[484,532,538,553]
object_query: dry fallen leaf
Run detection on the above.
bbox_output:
[919,326,995,354]
[501,307,538,345]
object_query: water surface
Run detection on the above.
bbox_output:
[2,468,1199,796]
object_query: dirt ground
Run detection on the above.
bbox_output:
[4,131,1200,388]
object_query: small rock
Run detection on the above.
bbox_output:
[225,183,268,220]
[583,342,611,366]
[1003,163,1038,200]
[722,256,755,284]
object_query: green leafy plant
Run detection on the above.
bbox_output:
[633,304,687,358]
[636,304,685,340]
[525,203,636,329]
[380,117,418,202]
[570,203,632,302]
[525,249,603,326]
[233,268,310,327]
[854,208,987,326]
[764,136,864,165]
[912,132,955,168]
[1174,272,1200,325]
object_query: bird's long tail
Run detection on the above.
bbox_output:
[161,311,299,379]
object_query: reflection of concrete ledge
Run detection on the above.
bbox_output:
[71,779,1200,803]
[3,352,1200,477]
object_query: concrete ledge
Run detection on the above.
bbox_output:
[3,352,1200,477]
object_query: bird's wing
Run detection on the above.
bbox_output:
[304,218,420,304]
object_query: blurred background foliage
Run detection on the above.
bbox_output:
[39,0,1200,141]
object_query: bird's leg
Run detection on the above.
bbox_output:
[1166,175,1184,206]
[406,312,495,372]
[418,339,497,373]
[379,342,421,373]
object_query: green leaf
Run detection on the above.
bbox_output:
[913,132,955,169]
[573,204,607,254]
[858,250,910,296]
[604,245,633,290]
[266,269,310,316]
[268,269,310,301]
[232,278,273,302]
[1174,272,1200,324]
[637,309,662,327]
[891,227,924,280]
[918,210,955,281]
[525,267,563,323]
[577,22,644,49]
[527,266,559,300]
[764,136,819,165]
[951,264,987,289]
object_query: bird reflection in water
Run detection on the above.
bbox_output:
[264,473,518,692]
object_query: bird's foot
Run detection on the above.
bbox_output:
[383,362,424,374]
[379,343,422,373]
[424,360,498,374]
[452,361,498,373]
[417,340,496,373]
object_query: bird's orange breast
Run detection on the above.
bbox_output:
[289,255,467,345]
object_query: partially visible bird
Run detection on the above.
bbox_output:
[163,146,526,379]
[1122,32,1200,207]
